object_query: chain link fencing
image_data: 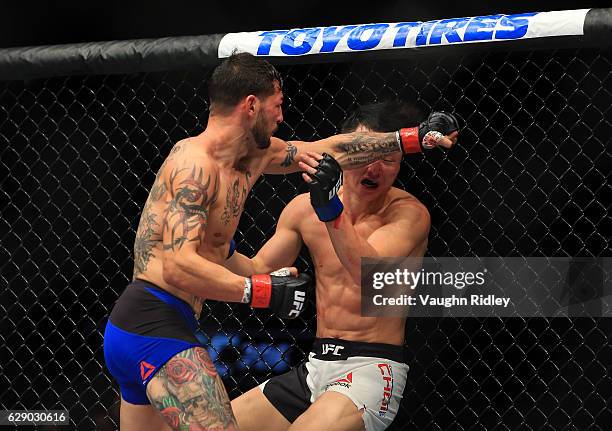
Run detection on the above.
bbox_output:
[1,46,611,429]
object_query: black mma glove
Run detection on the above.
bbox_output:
[308,153,344,222]
[245,272,311,319]
[397,111,460,154]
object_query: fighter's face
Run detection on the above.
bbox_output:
[343,125,402,197]
[252,82,284,149]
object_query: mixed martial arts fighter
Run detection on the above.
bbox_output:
[231,101,459,431]
[104,51,457,430]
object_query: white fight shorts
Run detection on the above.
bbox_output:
[259,338,409,431]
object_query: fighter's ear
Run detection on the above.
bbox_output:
[245,95,257,116]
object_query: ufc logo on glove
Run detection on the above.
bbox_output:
[288,290,306,318]
[328,173,342,200]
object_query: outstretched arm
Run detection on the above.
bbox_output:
[264,111,459,174]
[265,132,400,174]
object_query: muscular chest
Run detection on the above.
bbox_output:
[205,170,257,248]
[219,171,253,223]
[301,212,383,275]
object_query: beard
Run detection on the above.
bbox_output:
[252,112,274,149]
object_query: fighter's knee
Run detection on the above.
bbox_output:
[291,392,365,431]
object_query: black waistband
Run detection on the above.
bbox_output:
[133,278,195,310]
[109,279,200,342]
[312,338,406,363]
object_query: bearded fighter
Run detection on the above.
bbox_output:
[103,52,458,431]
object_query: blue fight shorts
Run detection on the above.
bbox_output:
[103,279,207,405]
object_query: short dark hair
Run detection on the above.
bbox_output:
[208,52,283,108]
[341,100,423,133]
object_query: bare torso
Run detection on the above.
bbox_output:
[295,189,428,346]
[132,136,269,315]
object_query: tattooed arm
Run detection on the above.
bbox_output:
[264,133,400,174]
[161,159,246,302]
[264,115,458,174]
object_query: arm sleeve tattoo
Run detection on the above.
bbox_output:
[162,165,219,251]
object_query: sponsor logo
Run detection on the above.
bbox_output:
[378,363,394,417]
[326,372,353,390]
[328,173,342,201]
[287,290,306,318]
[254,13,536,56]
[140,360,156,381]
[219,10,589,59]
[321,343,345,356]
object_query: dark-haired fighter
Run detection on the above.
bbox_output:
[103,51,458,431]
[232,101,458,431]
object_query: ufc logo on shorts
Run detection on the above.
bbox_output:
[328,173,342,200]
[322,344,345,356]
[287,290,305,318]
[378,363,394,417]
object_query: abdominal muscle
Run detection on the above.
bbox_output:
[314,272,406,346]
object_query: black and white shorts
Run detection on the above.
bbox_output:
[259,338,409,431]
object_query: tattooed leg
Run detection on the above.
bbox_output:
[146,347,238,431]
